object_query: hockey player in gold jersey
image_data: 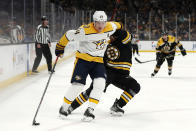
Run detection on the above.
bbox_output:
[56,29,141,117]
[151,32,187,77]
[55,11,122,121]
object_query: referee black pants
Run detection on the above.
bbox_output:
[32,43,52,71]
[132,44,139,55]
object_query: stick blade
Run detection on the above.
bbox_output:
[135,57,142,64]
[32,121,40,126]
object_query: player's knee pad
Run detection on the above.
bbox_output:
[88,78,105,108]
[64,82,84,101]
[93,78,106,91]
[126,82,140,97]
[124,77,140,96]
[134,82,141,94]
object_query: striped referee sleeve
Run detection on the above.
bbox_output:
[35,25,42,43]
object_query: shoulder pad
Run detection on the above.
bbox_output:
[67,28,85,41]
[168,35,175,43]
[112,22,122,29]
[157,38,164,46]
[66,30,77,41]
[80,23,91,29]
[81,23,99,35]
[122,31,132,44]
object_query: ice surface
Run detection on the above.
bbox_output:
[0,53,196,131]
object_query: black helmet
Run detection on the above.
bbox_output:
[161,31,168,36]
[41,16,48,21]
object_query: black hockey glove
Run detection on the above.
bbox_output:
[181,49,187,56]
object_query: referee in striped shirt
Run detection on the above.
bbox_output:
[32,16,52,73]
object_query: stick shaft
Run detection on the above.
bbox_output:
[32,57,59,125]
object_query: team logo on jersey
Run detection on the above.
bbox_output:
[162,43,171,53]
[93,39,107,50]
[106,46,120,60]
[75,75,81,81]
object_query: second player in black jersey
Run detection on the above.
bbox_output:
[151,32,187,77]
[59,29,141,118]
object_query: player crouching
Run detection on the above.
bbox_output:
[151,32,187,77]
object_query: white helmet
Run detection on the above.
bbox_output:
[93,11,107,22]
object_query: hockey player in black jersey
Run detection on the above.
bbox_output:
[59,29,141,119]
[151,32,187,77]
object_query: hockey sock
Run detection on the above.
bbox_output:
[168,66,172,75]
[118,91,133,108]
[168,66,172,71]
[88,78,105,109]
[71,92,88,111]
[62,83,84,110]
[153,66,160,74]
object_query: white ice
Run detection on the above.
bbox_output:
[0,52,196,131]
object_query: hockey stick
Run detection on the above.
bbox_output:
[32,56,59,126]
[135,54,182,64]
[135,57,156,64]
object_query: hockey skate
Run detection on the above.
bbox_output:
[32,70,39,74]
[168,70,172,76]
[151,72,156,77]
[59,106,72,119]
[110,99,124,116]
[82,107,95,122]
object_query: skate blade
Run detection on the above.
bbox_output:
[81,116,94,122]
[110,110,123,116]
